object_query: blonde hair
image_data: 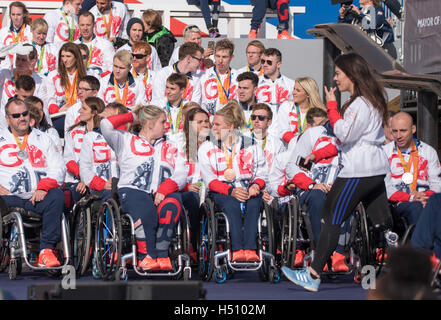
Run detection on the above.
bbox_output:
[114,50,132,68]
[215,101,246,130]
[295,77,325,110]
[132,104,165,129]
[31,18,48,33]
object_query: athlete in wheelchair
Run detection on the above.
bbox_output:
[97,104,191,280]
[197,102,279,283]
[0,99,70,279]
[69,102,128,276]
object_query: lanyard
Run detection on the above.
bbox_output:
[65,70,78,106]
[396,140,419,191]
[165,100,184,134]
[12,24,25,43]
[33,42,45,72]
[222,139,236,169]
[114,76,129,105]
[248,65,263,77]
[131,68,149,87]
[214,67,231,105]
[295,104,308,134]
[102,8,113,39]
[13,132,28,152]
[60,8,75,42]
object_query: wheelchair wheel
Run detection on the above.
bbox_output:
[170,212,191,279]
[198,200,216,282]
[350,203,373,278]
[280,197,298,268]
[72,202,92,277]
[258,202,276,282]
[95,198,122,280]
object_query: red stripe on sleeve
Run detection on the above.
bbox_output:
[157,178,179,197]
[66,160,80,177]
[326,101,342,128]
[389,191,411,203]
[89,176,107,191]
[208,179,232,195]
[37,178,59,192]
[292,172,315,191]
[107,113,134,130]
[312,143,338,162]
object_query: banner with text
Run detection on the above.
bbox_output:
[404,0,441,74]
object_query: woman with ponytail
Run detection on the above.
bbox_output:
[100,104,187,272]
[198,100,267,263]
[282,53,393,292]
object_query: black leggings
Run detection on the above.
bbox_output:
[311,175,392,274]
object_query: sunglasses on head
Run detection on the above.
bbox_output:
[250,114,267,121]
[261,59,274,66]
[9,111,29,119]
[132,53,147,59]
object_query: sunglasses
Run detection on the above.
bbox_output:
[261,59,274,66]
[250,114,267,121]
[9,111,29,119]
[132,53,147,59]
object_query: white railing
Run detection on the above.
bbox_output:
[0,1,306,39]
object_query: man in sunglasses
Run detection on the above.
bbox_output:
[130,41,154,103]
[75,11,115,74]
[0,98,65,268]
[152,42,204,105]
[117,18,162,72]
[0,44,48,130]
[256,48,294,135]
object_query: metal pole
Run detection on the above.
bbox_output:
[417,90,439,150]
[323,38,341,107]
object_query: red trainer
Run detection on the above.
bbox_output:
[277,30,295,39]
[332,252,349,272]
[430,253,440,272]
[248,29,257,39]
[37,249,61,268]
[232,249,246,262]
[294,250,306,267]
[244,250,260,262]
[376,248,388,262]
[157,257,173,271]
[138,256,160,271]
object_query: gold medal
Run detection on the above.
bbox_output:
[224,168,236,182]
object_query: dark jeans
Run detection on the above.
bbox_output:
[2,188,64,250]
[411,194,441,259]
[210,192,263,251]
[394,201,424,226]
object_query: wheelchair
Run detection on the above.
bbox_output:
[198,195,280,284]
[0,204,71,280]
[70,193,103,277]
[92,189,192,281]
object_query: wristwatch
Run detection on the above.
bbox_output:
[308,183,315,190]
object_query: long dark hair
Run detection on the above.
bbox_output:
[335,53,388,125]
[58,43,87,88]
[183,107,209,162]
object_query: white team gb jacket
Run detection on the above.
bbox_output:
[0,128,65,199]
[100,113,187,194]
[198,135,268,194]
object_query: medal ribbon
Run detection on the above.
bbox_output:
[114,76,129,105]
[13,132,29,155]
[165,100,184,134]
[102,8,113,39]
[65,70,78,107]
[247,65,263,77]
[396,140,419,191]
[131,68,149,87]
[222,140,236,170]
[60,8,75,42]
[214,67,231,105]
[12,24,25,43]
[33,42,45,73]
[295,104,309,134]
